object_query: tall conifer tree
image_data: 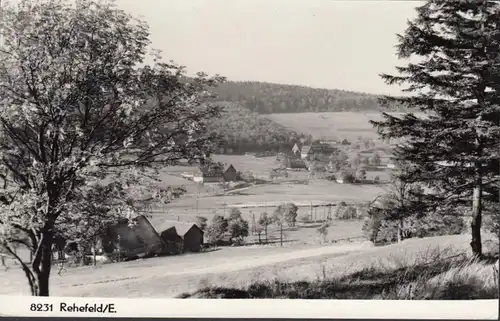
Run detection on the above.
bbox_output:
[372,0,500,256]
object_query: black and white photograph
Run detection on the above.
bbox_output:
[0,0,498,316]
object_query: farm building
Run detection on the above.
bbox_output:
[287,158,308,170]
[101,215,164,259]
[291,143,302,157]
[193,165,224,183]
[153,220,204,253]
[102,216,204,257]
[301,144,337,160]
[300,146,311,159]
[148,220,184,255]
[223,164,238,182]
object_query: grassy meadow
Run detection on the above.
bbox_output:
[264,112,388,140]
[1,234,496,299]
[263,111,420,142]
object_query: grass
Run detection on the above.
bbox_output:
[1,234,496,298]
[179,237,499,299]
[263,112,424,141]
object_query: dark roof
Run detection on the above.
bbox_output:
[196,165,224,177]
[150,219,202,236]
[224,164,237,173]
[289,159,307,169]
[310,144,337,154]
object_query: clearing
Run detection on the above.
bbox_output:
[264,111,422,141]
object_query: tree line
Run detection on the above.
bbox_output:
[212,81,405,114]
[208,102,312,153]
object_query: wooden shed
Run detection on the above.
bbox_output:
[223,164,238,182]
[150,220,205,253]
[101,215,164,259]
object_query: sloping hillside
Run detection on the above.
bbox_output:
[208,102,311,153]
[213,81,403,114]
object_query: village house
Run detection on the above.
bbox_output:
[193,163,238,183]
[287,158,308,170]
[101,216,205,258]
[193,165,224,183]
[291,143,302,158]
[152,220,204,253]
[101,215,165,259]
[301,143,337,160]
[223,164,238,182]
[300,145,311,159]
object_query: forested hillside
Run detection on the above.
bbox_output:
[208,102,311,154]
[213,81,403,114]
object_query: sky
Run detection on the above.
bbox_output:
[115,0,422,95]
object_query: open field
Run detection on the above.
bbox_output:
[164,180,387,211]
[264,112,425,141]
[0,234,486,298]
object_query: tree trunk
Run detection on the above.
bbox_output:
[470,174,483,257]
[34,231,54,296]
[397,218,403,243]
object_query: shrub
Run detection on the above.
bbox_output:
[195,216,208,231]
[356,169,367,181]
[340,171,356,184]
[363,209,466,245]
[337,205,358,220]
[240,171,255,181]
[227,218,249,244]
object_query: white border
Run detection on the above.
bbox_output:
[0,296,498,319]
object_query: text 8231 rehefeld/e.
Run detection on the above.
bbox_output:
[60,303,117,313]
[30,302,117,314]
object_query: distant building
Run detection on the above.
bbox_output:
[301,144,337,160]
[300,146,311,159]
[101,215,164,259]
[319,140,338,145]
[102,216,205,257]
[291,143,302,157]
[193,164,224,183]
[287,158,308,170]
[223,164,238,182]
[150,220,205,253]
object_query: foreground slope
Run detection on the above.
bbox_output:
[0,234,484,298]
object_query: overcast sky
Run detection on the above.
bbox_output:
[116,0,422,95]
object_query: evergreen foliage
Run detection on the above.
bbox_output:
[371,0,500,256]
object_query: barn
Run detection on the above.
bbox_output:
[193,165,224,183]
[300,146,311,159]
[150,220,205,253]
[101,215,164,259]
[223,164,238,182]
[148,221,184,255]
[291,143,302,157]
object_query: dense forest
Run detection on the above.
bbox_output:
[208,102,312,154]
[213,81,403,114]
